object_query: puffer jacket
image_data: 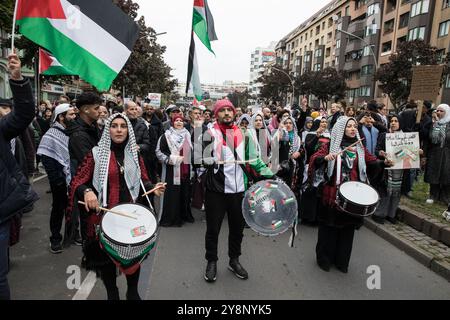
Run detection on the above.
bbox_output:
[0,79,39,224]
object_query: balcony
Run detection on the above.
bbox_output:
[343,60,361,72]
[345,40,363,54]
[347,20,366,38]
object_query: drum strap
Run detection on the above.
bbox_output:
[336,154,342,187]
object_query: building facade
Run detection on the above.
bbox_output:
[274,0,450,108]
[249,43,277,96]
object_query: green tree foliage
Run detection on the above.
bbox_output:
[257,67,291,102]
[375,40,450,109]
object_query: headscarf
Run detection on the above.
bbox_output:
[307,116,331,138]
[431,104,450,147]
[301,117,314,142]
[92,113,141,207]
[249,112,272,157]
[236,114,252,128]
[281,116,301,155]
[327,116,367,183]
[165,119,192,186]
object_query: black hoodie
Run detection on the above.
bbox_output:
[67,116,100,172]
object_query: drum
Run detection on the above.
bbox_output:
[99,203,158,267]
[242,179,297,236]
[336,181,379,217]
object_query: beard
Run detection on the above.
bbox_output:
[97,118,106,127]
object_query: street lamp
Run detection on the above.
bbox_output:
[268,65,296,105]
[332,15,378,69]
[151,32,167,39]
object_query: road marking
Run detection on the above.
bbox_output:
[33,174,48,183]
[72,271,97,300]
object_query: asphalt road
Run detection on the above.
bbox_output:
[7,178,450,300]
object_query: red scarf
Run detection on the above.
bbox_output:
[216,122,243,147]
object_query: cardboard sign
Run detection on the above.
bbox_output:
[385,132,420,170]
[409,65,444,101]
[147,93,162,108]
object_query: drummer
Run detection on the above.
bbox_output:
[200,99,274,283]
[308,116,392,273]
[67,113,165,300]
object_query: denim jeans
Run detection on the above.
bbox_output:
[0,220,11,300]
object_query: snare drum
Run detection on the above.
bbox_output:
[99,203,157,267]
[336,181,379,217]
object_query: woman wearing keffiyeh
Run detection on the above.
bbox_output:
[308,116,390,273]
[67,113,165,300]
[156,114,194,227]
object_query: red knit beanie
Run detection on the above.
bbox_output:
[171,114,184,125]
[213,99,236,118]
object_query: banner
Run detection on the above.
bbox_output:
[385,132,420,170]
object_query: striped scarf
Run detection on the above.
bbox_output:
[92,113,141,207]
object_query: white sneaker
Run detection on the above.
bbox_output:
[426,199,434,204]
[442,211,450,222]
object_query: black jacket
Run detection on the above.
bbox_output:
[67,116,100,172]
[130,118,151,154]
[146,114,164,137]
[0,79,39,224]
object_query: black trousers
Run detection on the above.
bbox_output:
[316,224,355,269]
[100,264,140,300]
[205,191,244,262]
[49,181,68,244]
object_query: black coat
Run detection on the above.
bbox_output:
[130,118,151,153]
[67,116,100,172]
[0,79,39,224]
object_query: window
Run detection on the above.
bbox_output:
[363,45,371,56]
[445,74,450,88]
[437,49,446,63]
[326,47,331,57]
[444,0,450,9]
[321,36,324,45]
[336,39,341,49]
[315,48,323,57]
[316,25,321,35]
[355,0,367,9]
[327,32,333,42]
[384,19,395,34]
[328,17,334,27]
[313,63,322,71]
[382,41,392,54]
[359,86,371,97]
[399,13,409,28]
[304,54,311,62]
[368,3,380,16]
[305,33,308,41]
[411,0,429,17]
[364,24,378,36]
[361,64,373,76]
[408,26,426,40]
[345,6,350,16]
[439,20,450,37]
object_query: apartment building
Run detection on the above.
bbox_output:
[249,43,277,96]
[274,0,450,107]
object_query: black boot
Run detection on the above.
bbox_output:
[204,261,217,282]
[228,258,248,280]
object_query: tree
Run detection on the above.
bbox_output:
[227,90,251,108]
[375,40,450,110]
[113,0,177,97]
[296,67,348,108]
[257,67,291,103]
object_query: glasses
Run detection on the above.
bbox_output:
[436,110,445,112]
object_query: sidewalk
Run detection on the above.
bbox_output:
[365,205,450,281]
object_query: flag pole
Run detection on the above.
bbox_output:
[11,0,19,51]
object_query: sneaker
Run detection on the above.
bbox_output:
[406,191,413,198]
[426,199,434,204]
[228,258,248,280]
[72,234,83,246]
[442,211,450,222]
[204,261,217,282]
[50,242,63,254]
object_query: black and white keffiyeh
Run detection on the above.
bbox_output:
[92,113,141,207]
[281,116,301,155]
[327,116,367,184]
[37,122,71,185]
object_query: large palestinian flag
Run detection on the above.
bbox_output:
[16,0,139,91]
[39,48,75,76]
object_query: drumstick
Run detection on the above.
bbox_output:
[336,138,365,156]
[218,159,258,165]
[77,201,138,220]
[141,183,167,198]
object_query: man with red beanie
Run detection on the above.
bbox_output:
[200,99,274,282]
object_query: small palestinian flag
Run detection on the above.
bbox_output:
[16,0,139,91]
[39,48,75,76]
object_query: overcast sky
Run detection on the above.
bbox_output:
[135,0,331,85]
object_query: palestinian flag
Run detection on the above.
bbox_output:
[39,48,75,76]
[192,0,218,54]
[186,33,203,101]
[16,0,139,91]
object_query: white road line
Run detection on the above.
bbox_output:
[72,271,97,300]
[32,174,48,183]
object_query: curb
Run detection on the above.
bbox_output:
[364,218,450,282]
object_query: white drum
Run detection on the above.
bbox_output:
[336,181,380,217]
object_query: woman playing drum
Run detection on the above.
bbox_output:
[308,116,392,273]
[67,113,165,300]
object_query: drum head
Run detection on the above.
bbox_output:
[242,180,297,237]
[101,203,157,245]
[339,182,379,206]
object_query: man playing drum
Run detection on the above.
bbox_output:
[308,116,392,273]
[67,113,165,300]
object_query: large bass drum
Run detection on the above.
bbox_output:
[336,181,379,217]
[242,179,297,236]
